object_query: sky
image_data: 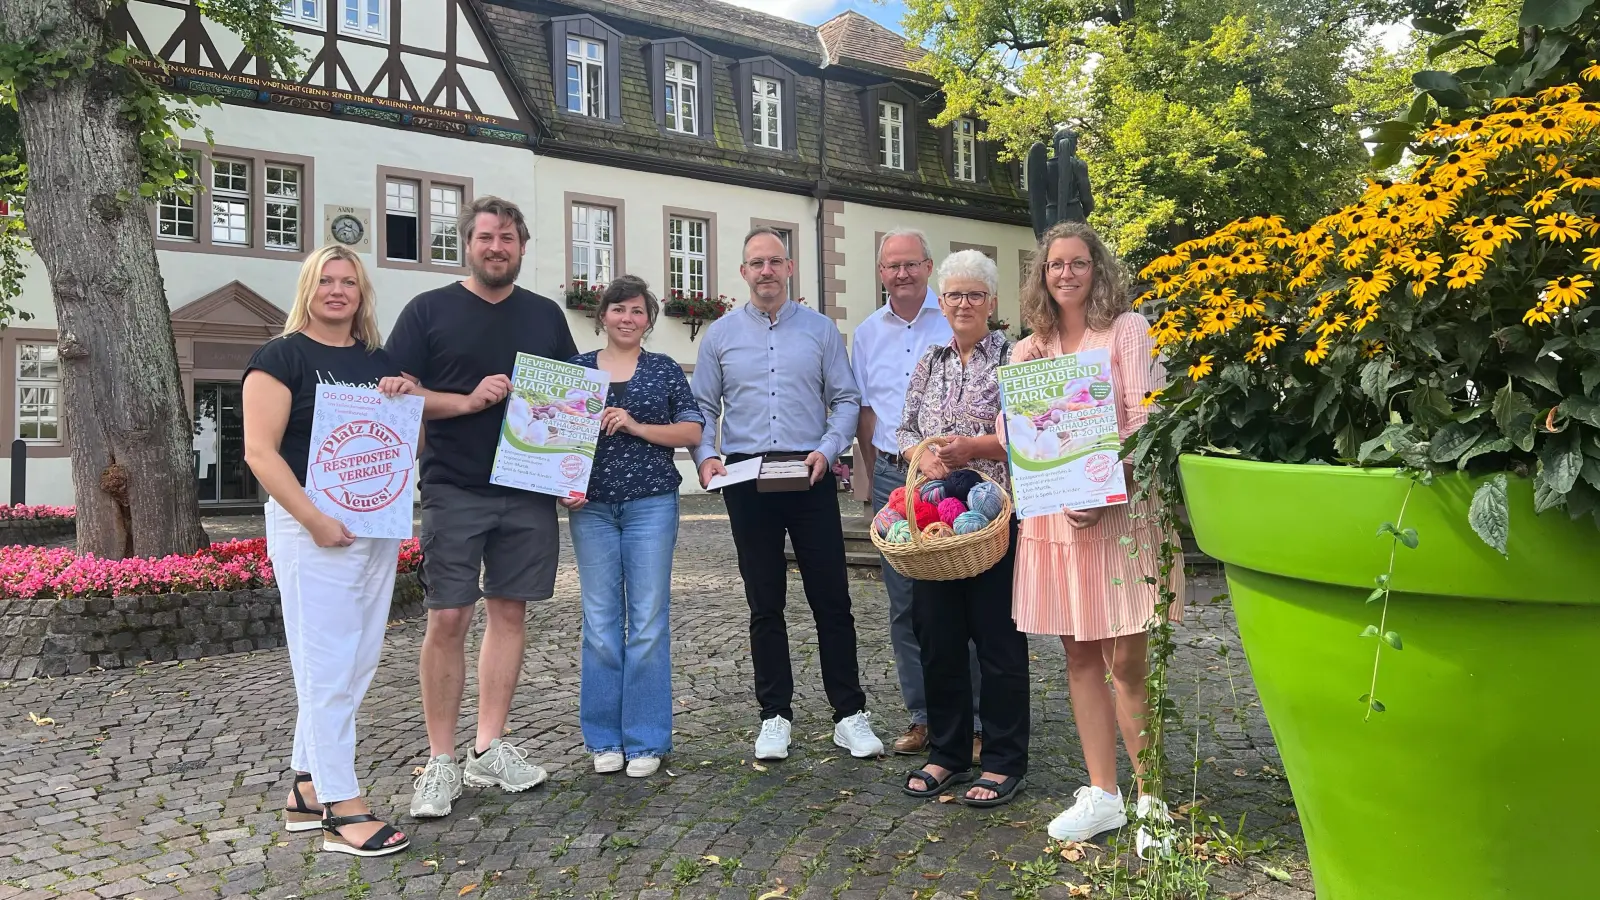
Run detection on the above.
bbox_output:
[725,0,910,32]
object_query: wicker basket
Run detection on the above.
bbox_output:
[870,436,1013,582]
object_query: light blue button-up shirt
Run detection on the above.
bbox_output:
[691,299,861,466]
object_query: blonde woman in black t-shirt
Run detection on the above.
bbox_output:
[242,245,414,857]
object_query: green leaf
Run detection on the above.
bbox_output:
[1377,521,1399,537]
[1313,379,1340,427]
[1583,365,1600,397]
[1382,631,1404,650]
[1508,356,1562,395]
[1221,363,1250,391]
[1429,29,1486,60]
[1559,397,1600,429]
[1410,383,1453,428]
[1404,92,1434,125]
[1492,382,1537,451]
[1583,457,1600,491]
[1369,120,1415,143]
[1413,15,1456,33]
[1360,624,1380,638]
[1370,698,1387,713]
[1359,359,1391,405]
[1371,139,1407,170]
[1366,587,1387,604]
[1430,422,1483,463]
[1398,528,1419,549]
[1520,0,1590,29]
[1469,474,1510,555]
[1529,34,1573,80]
[1539,428,1583,495]
[1458,436,1512,469]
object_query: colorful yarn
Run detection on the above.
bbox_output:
[967,482,1005,520]
[885,519,913,543]
[952,511,989,535]
[918,480,947,505]
[872,505,905,537]
[943,469,981,502]
[937,497,968,526]
[886,486,909,514]
[912,500,940,530]
[922,522,955,540]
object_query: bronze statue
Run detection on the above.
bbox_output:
[1026,127,1094,239]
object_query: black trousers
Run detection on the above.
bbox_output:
[722,459,866,723]
[911,528,1029,777]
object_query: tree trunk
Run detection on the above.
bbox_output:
[0,0,207,558]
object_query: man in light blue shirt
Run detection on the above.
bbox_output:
[851,228,981,761]
[692,226,884,763]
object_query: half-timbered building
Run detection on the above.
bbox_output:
[5,0,1034,507]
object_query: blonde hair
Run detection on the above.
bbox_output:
[1021,221,1129,336]
[283,245,383,350]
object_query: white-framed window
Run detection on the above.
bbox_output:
[276,0,321,27]
[264,164,301,251]
[17,343,60,444]
[571,204,614,288]
[753,76,781,150]
[429,185,462,265]
[954,118,976,182]
[566,37,605,118]
[384,178,420,262]
[340,0,385,39]
[210,158,250,246]
[157,152,198,242]
[668,216,708,296]
[879,101,905,170]
[664,58,698,135]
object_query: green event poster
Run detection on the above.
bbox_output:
[489,353,608,500]
[997,348,1128,518]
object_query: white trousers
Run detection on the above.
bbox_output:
[266,500,400,803]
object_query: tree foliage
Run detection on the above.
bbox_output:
[906,0,1415,268]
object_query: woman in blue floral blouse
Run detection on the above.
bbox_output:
[568,276,705,778]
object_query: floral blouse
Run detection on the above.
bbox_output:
[896,330,1013,488]
[570,349,706,504]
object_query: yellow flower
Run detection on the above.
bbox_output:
[1546,274,1593,306]
[1538,84,1583,103]
[1583,246,1600,269]
[1361,340,1386,359]
[1140,388,1165,408]
[1412,188,1457,222]
[1526,189,1559,213]
[1532,115,1574,144]
[1188,355,1214,381]
[1316,312,1351,338]
[1523,301,1557,325]
[1243,346,1265,364]
[1445,263,1484,290]
[1199,287,1239,308]
[1348,270,1394,306]
[1398,248,1443,277]
[1410,270,1440,297]
[1253,325,1286,349]
[1583,62,1600,82]
[1354,304,1381,331]
[1340,240,1375,270]
[1236,295,1267,318]
[1537,212,1585,243]
[1198,306,1241,336]
[1141,253,1189,277]
[1492,113,1540,145]
[1304,337,1332,365]
[1151,272,1180,296]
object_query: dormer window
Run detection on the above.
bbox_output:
[647,39,715,140]
[664,58,698,135]
[953,118,976,182]
[551,16,623,124]
[567,37,606,118]
[860,84,920,174]
[735,57,797,152]
[753,77,781,149]
[879,101,905,170]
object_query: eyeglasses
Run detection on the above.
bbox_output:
[879,260,931,274]
[941,291,991,307]
[744,256,788,270]
[1047,259,1094,276]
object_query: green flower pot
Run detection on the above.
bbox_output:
[1178,455,1600,900]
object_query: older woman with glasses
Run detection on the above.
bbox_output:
[895,249,1029,808]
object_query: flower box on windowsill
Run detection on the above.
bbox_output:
[563,283,602,313]
[664,293,732,339]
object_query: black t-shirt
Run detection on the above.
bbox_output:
[385,283,579,490]
[243,333,403,486]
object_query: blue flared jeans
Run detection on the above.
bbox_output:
[569,491,679,759]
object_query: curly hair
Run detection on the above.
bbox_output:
[1020,221,1130,335]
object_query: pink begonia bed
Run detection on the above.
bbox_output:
[0,537,422,600]
[0,504,75,521]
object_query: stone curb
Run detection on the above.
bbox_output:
[0,517,75,547]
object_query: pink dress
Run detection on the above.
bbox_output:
[1010,312,1186,640]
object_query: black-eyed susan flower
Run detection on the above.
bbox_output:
[1140,253,1188,277]
[1537,212,1585,243]
[1533,115,1574,144]
[1445,262,1484,290]
[1583,246,1600,269]
[1305,337,1333,365]
[1140,388,1165,408]
[1348,270,1394,306]
[1410,270,1440,298]
[1361,340,1386,358]
[1524,300,1557,325]
[1253,325,1286,350]
[1526,189,1559,213]
[1198,306,1241,336]
[1545,274,1593,306]
[1354,305,1381,331]
[1398,248,1444,277]
[1316,312,1351,338]
[1583,62,1600,82]
[1412,188,1457,222]
[1236,294,1267,319]
[1188,355,1214,381]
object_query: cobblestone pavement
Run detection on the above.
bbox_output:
[0,495,1312,900]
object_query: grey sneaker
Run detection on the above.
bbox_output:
[462,739,548,792]
[409,754,462,819]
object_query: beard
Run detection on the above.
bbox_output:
[469,252,522,289]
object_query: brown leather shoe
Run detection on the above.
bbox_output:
[971,733,984,765]
[893,724,929,755]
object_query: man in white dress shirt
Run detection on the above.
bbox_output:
[851,228,982,760]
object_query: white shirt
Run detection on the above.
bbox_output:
[850,289,953,455]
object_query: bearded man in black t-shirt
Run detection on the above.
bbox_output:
[380,196,579,818]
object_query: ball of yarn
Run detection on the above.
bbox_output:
[967,482,1005,520]
[937,497,968,526]
[912,500,940,530]
[885,519,913,543]
[872,505,905,537]
[922,522,955,540]
[953,511,989,535]
[918,479,947,505]
[886,486,909,513]
[943,469,981,502]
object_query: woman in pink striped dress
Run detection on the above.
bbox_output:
[1005,222,1185,853]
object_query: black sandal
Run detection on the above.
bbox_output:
[959,775,1024,808]
[902,767,974,799]
[321,811,410,857]
[284,773,322,833]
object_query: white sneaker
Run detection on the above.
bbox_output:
[409,754,463,819]
[1047,786,1128,841]
[593,752,624,774]
[755,716,791,760]
[833,711,885,758]
[626,757,660,778]
[1135,794,1174,860]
